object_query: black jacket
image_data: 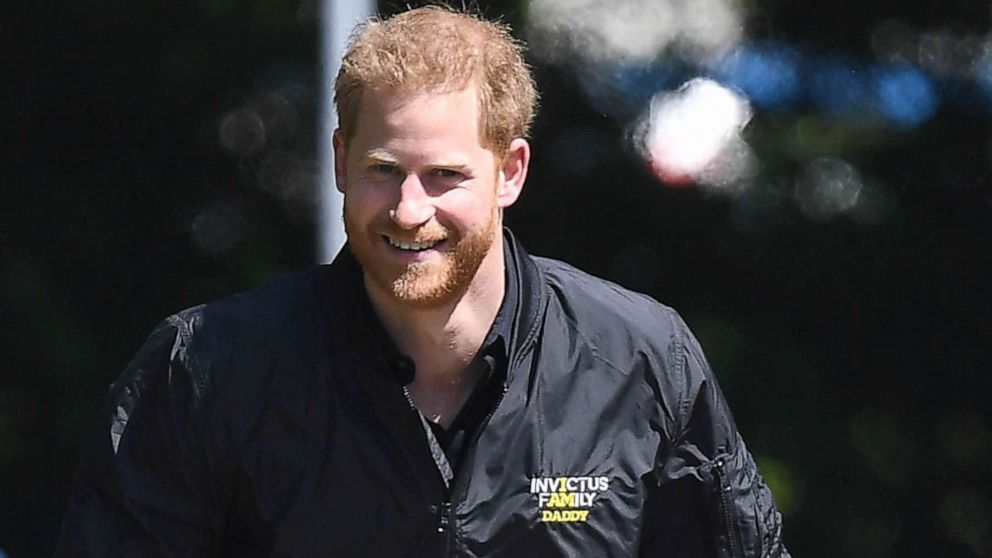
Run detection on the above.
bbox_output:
[57,232,789,557]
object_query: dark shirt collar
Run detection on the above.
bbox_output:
[353,231,518,385]
[480,235,517,364]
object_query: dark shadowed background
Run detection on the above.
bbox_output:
[3,0,991,556]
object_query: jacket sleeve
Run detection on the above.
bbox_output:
[55,317,223,558]
[639,313,790,558]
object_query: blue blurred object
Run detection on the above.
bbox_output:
[872,64,939,128]
[808,57,872,117]
[569,37,988,127]
[709,42,802,109]
[577,61,684,119]
[975,55,992,102]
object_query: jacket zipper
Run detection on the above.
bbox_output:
[714,457,741,558]
[437,501,451,539]
[401,385,417,412]
[401,385,453,553]
[440,382,509,557]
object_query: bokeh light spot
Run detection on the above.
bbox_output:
[795,157,864,221]
[871,19,918,64]
[673,0,744,62]
[695,136,757,192]
[976,52,992,102]
[527,0,742,65]
[916,29,982,79]
[577,62,680,120]
[754,455,802,517]
[257,151,316,201]
[917,30,957,77]
[255,93,299,145]
[219,109,266,157]
[633,78,752,186]
[527,0,678,64]
[872,64,938,128]
[809,59,871,118]
[189,203,248,254]
[709,42,801,109]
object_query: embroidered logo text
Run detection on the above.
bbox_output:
[530,475,609,523]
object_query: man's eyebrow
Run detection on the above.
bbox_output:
[363,149,471,171]
[363,149,400,164]
[434,160,471,168]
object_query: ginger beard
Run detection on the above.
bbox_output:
[344,195,501,308]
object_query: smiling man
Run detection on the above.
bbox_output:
[337,81,527,427]
[57,6,789,557]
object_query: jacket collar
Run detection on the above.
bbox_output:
[317,227,545,384]
[501,227,545,373]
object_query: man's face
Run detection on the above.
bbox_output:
[334,85,521,307]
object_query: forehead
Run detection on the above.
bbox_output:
[352,85,483,148]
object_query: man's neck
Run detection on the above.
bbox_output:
[364,239,505,427]
[364,239,506,425]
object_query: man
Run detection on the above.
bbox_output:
[57,6,789,557]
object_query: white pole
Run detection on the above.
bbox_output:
[318,0,375,263]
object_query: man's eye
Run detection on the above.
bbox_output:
[434,169,462,179]
[372,164,399,175]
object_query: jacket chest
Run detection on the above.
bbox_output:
[237,345,662,557]
[450,351,662,557]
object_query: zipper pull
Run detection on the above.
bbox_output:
[714,456,732,493]
[437,501,451,533]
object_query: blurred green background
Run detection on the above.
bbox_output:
[2,0,990,556]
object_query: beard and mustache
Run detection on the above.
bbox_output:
[344,200,501,309]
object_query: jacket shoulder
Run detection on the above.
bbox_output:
[171,266,322,335]
[533,257,702,429]
[134,267,326,425]
[533,256,683,344]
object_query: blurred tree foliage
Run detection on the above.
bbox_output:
[2,0,990,556]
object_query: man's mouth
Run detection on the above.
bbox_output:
[384,236,445,252]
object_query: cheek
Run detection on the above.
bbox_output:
[345,181,391,218]
[436,191,495,228]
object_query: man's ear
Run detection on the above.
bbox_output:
[496,138,530,209]
[333,129,347,193]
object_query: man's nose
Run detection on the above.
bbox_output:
[389,174,435,229]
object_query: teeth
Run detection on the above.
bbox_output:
[387,237,442,251]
